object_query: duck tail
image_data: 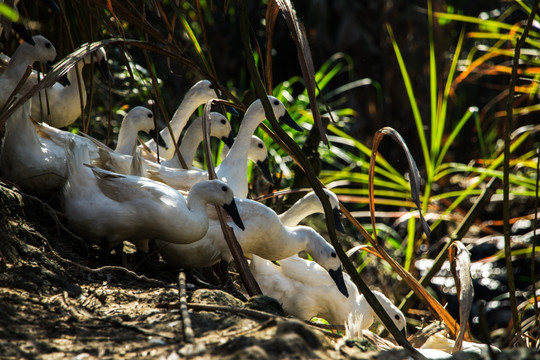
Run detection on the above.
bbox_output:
[130,147,145,176]
[65,139,90,182]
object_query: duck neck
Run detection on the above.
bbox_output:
[286,226,311,254]
[159,91,204,156]
[115,117,139,156]
[5,43,36,80]
[181,189,212,241]
[279,194,319,227]
[178,117,204,169]
[5,103,39,148]
[221,103,264,168]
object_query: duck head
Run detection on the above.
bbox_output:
[370,290,407,334]
[204,180,245,231]
[267,96,303,132]
[29,35,57,65]
[209,112,234,148]
[125,106,168,149]
[250,136,273,185]
[304,227,349,297]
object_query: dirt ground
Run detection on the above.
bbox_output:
[1,180,538,359]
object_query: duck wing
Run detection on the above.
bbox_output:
[88,165,145,203]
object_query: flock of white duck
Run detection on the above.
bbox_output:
[7,35,503,358]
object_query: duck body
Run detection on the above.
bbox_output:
[0,106,158,198]
[251,254,406,329]
[63,142,244,249]
[0,104,66,196]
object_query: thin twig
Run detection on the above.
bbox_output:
[201,100,262,297]
[503,0,540,343]
[179,272,194,343]
[533,148,539,328]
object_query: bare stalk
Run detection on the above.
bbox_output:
[504,0,540,342]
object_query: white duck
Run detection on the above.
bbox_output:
[157,195,349,297]
[142,79,219,159]
[31,47,110,128]
[0,106,161,198]
[62,141,245,250]
[0,34,57,110]
[250,254,406,329]
[161,112,234,169]
[145,96,301,197]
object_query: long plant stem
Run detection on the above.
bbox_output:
[533,149,539,328]
[504,0,539,342]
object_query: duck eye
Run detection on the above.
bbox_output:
[45,42,51,49]
[273,100,279,105]
[221,186,228,192]
[147,113,153,118]
[395,315,400,320]
[258,143,263,148]
[220,119,226,124]
[331,252,336,258]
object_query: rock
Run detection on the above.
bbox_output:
[190,288,244,308]
[244,295,286,316]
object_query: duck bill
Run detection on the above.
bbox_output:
[256,158,274,185]
[149,129,168,149]
[328,266,349,298]
[221,131,235,148]
[95,57,113,83]
[222,199,245,231]
[333,208,346,234]
[11,23,35,45]
[279,111,303,132]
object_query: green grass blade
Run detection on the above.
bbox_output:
[437,26,466,162]
[435,107,478,172]
[386,24,431,179]
[404,215,416,271]
[428,0,438,173]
